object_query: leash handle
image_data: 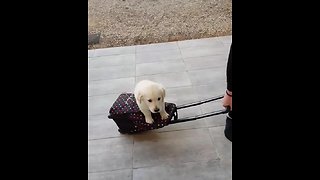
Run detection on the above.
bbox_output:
[176,95,224,110]
[170,107,230,124]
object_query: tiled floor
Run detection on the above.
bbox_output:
[88,36,232,180]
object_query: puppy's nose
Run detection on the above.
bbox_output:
[154,108,159,112]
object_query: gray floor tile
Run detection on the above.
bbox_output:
[89,115,124,139]
[89,137,133,172]
[136,49,182,64]
[183,54,228,71]
[215,35,232,44]
[209,126,232,178]
[94,46,135,57]
[180,46,228,59]
[89,77,135,96]
[89,50,95,58]
[165,86,199,105]
[136,41,179,53]
[178,37,224,49]
[194,84,227,100]
[224,41,232,46]
[132,128,218,168]
[89,54,135,68]
[136,60,185,76]
[187,68,226,86]
[89,94,119,116]
[88,37,232,180]
[136,72,192,88]
[203,113,226,128]
[89,65,135,81]
[89,169,132,180]
[209,126,232,162]
[133,160,230,180]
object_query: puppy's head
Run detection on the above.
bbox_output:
[137,83,166,113]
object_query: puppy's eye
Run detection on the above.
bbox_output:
[148,99,152,102]
[158,97,161,101]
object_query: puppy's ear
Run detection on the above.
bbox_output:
[160,85,166,99]
[137,92,143,104]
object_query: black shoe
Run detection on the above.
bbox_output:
[224,112,232,142]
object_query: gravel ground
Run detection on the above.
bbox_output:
[88,0,232,49]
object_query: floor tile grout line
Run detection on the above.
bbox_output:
[89,76,135,82]
[135,59,184,65]
[88,36,231,54]
[134,45,137,86]
[88,83,226,98]
[89,64,135,69]
[88,158,222,174]
[92,47,136,57]
[135,58,185,65]
[136,47,180,54]
[135,70,188,78]
[88,56,91,142]
[208,126,223,160]
[135,47,181,54]
[88,136,128,141]
[180,40,228,132]
[88,125,225,142]
[146,125,225,134]
[89,54,228,71]
[89,76,136,81]
[135,70,189,77]
[178,40,204,111]
[131,134,135,180]
[89,65,224,83]
[135,57,183,64]
[157,125,223,133]
[133,43,136,180]
[182,53,229,62]
[89,75,136,82]
[89,53,136,59]
[88,53,227,68]
[177,41,189,75]
[88,92,120,97]
[178,45,228,52]
[88,167,133,174]
[89,113,109,117]
[132,158,221,170]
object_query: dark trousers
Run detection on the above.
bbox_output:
[224,111,232,142]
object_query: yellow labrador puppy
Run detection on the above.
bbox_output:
[134,80,169,124]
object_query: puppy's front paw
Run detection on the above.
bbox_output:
[160,111,169,120]
[145,117,154,124]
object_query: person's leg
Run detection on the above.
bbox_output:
[224,111,232,142]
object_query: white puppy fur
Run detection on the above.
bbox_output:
[134,80,169,124]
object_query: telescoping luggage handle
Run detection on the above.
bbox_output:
[169,95,230,124]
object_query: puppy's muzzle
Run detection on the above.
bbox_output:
[154,108,160,112]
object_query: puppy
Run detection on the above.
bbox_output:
[134,80,169,124]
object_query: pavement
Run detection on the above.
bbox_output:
[88,35,232,180]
